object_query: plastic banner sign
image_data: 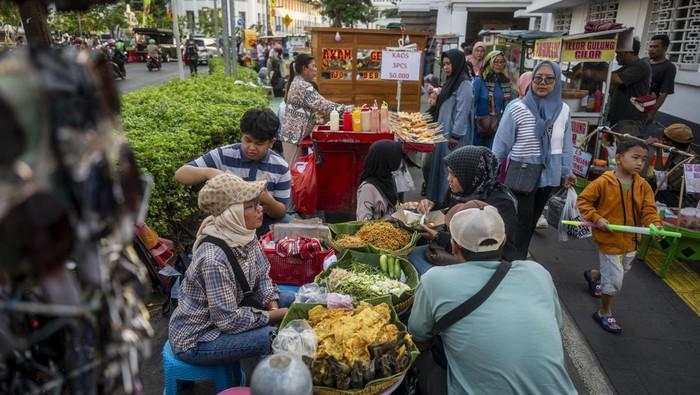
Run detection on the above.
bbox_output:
[572,148,593,178]
[533,38,562,61]
[244,30,258,49]
[562,39,617,62]
[684,164,700,193]
[381,50,421,81]
[571,119,588,147]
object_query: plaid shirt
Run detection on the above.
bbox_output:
[168,240,279,353]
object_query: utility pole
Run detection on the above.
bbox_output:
[228,0,237,75]
[221,0,231,75]
[213,0,220,52]
[172,0,185,80]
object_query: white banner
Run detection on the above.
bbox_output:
[381,50,421,81]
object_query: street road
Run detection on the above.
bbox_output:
[117,61,187,93]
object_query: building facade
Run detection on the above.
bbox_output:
[527,0,700,127]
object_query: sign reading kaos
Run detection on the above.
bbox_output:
[562,39,617,62]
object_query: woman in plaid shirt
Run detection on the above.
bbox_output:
[168,173,293,365]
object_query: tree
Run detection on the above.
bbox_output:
[197,7,221,38]
[48,3,127,38]
[0,1,22,39]
[309,0,376,28]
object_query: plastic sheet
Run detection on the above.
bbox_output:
[272,319,318,359]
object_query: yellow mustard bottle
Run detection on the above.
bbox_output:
[352,106,362,132]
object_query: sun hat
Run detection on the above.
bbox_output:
[449,205,506,253]
[198,173,266,216]
[663,123,694,144]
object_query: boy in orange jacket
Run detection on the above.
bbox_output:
[577,140,662,334]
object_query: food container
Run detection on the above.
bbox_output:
[361,106,371,132]
[330,109,339,132]
[328,220,420,257]
[370,100,380,133]
[380,102,390,133]
[352,107,362,132]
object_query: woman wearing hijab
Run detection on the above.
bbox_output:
[472,50,514,148]
[493,61,576,260]
[517,71,533,97]
[466,41,486,76]
[424,49,474,205]
[168,173,293,366]
[356,140,405,220]
[410,146,518,274]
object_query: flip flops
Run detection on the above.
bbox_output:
[593,311,623,334]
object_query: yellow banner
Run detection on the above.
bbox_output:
[562,39,617,62]
[244,29,258,49]
[533,38,562,61]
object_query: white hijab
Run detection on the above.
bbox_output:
[194,202,255,251]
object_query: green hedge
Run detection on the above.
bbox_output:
[121,66,269,239]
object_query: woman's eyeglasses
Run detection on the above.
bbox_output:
[533,76,556,85]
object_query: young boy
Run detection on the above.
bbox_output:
[577,140,662,334]
[175,108,290,234]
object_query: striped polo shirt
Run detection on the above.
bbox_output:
[509,102,541,158]
[189,144,291,206]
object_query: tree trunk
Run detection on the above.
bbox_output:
[15,0,51,48]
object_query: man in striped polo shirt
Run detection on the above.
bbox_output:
[175,108,291,234]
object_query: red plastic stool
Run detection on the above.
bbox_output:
[217,388,251,395]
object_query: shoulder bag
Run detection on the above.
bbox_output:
[504,108,547,194]
[430,261,512,368]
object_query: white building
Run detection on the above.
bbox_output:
[526,0,700,127]
[177,0,267,33]
[371,0,401,28]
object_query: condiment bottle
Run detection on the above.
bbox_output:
[329,108,339,132]
[370,100,380,133]
[352,107,362,132]
[380,101,390,133]
[342,108,353,131]
[361,105,371,132]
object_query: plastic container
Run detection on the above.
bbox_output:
[370,100,380,133]
[361,106,371,132]
[261,232,334,285]
[380,101,390,132]
[352,107,362,132]
[329,109,339,132]
[342,109,352,131]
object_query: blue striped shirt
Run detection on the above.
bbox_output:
[189,144,291,206]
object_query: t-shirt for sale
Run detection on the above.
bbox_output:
[608,58,651,125]
[646,58,677,95]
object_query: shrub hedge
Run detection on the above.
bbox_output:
[121,65,269,239]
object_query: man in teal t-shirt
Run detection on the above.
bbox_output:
[408,204,576,395]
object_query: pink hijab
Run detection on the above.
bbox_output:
[517,71,533,97]
[466,41,486,76]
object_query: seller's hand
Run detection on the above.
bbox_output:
[420,224,438,241]
[645,136,660,145]
[595,218,610,231]
[562,175,577,188]
[448,137,460,150]
[649,223,665,241]
[268,308,289,324]
[417,199,435,215]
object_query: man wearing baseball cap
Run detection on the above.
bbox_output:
[650,123,698,207]
[408,203,575,394]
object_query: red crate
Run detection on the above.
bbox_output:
[260,232,335,286]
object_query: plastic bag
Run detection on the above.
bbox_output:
[558,187,592,241]
[272,319,317,359]
[291,153,318,216]
[326,293,353,309]
[545,188,567,228]
[294,283,327,304]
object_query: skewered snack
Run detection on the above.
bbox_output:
[389,112,446,144]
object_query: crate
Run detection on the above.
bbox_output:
[260,232,334,286]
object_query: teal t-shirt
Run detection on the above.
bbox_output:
[408,260,576,395]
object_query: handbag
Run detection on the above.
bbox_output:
[430,261,512,368]
[504,160,545,193]
[476,95,499,137]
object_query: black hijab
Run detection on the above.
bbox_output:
[430,49,469,120]
[360,140,403,206]
[444,146,499,199]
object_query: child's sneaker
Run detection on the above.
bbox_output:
[593,311,622,334]
[583,270,602,297]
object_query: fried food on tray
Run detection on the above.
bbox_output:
[355,221,411,251]
[335,234,367,249]
[389,111,445,144]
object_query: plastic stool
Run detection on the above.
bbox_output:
[162,340,245,395]
[217,387,251,395]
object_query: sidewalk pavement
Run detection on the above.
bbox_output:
[529,228,700,394]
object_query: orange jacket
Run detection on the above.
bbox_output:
[577,171,661,255]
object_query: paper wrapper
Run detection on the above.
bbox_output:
[391,206,445,229]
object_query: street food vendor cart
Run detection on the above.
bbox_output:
[478,29,564,76]
[307,27,428,112]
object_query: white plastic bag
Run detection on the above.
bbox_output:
[558,187,592,242]
[272,319,317,359]
[294,283,327,304]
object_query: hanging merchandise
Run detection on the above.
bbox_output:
[0,48,153,394]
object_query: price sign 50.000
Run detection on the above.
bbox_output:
[381,50,421,81]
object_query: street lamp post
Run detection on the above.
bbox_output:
[172,0,185,80]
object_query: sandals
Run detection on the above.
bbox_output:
[584,270,602,298]
[593,311,623,334]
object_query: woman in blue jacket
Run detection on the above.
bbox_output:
[424,49,473,204]
[472,51,513,148]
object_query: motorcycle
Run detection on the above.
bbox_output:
[147,55,161,72]
[111,60,125,80]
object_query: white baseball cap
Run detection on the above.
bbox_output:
[449,205,506,253]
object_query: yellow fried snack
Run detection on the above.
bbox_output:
[308,303,399,365]
[355,221,411,251]
[335,234,367,249]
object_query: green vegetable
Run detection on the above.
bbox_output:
[388,257,397,279]
[327,268,410,300]
[379,255,388,274]
[394,258,403,279]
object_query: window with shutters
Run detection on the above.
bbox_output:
[647,0,700,67]
[587,0,619,22]
[553,8,573,32]
[532,16,542,31]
